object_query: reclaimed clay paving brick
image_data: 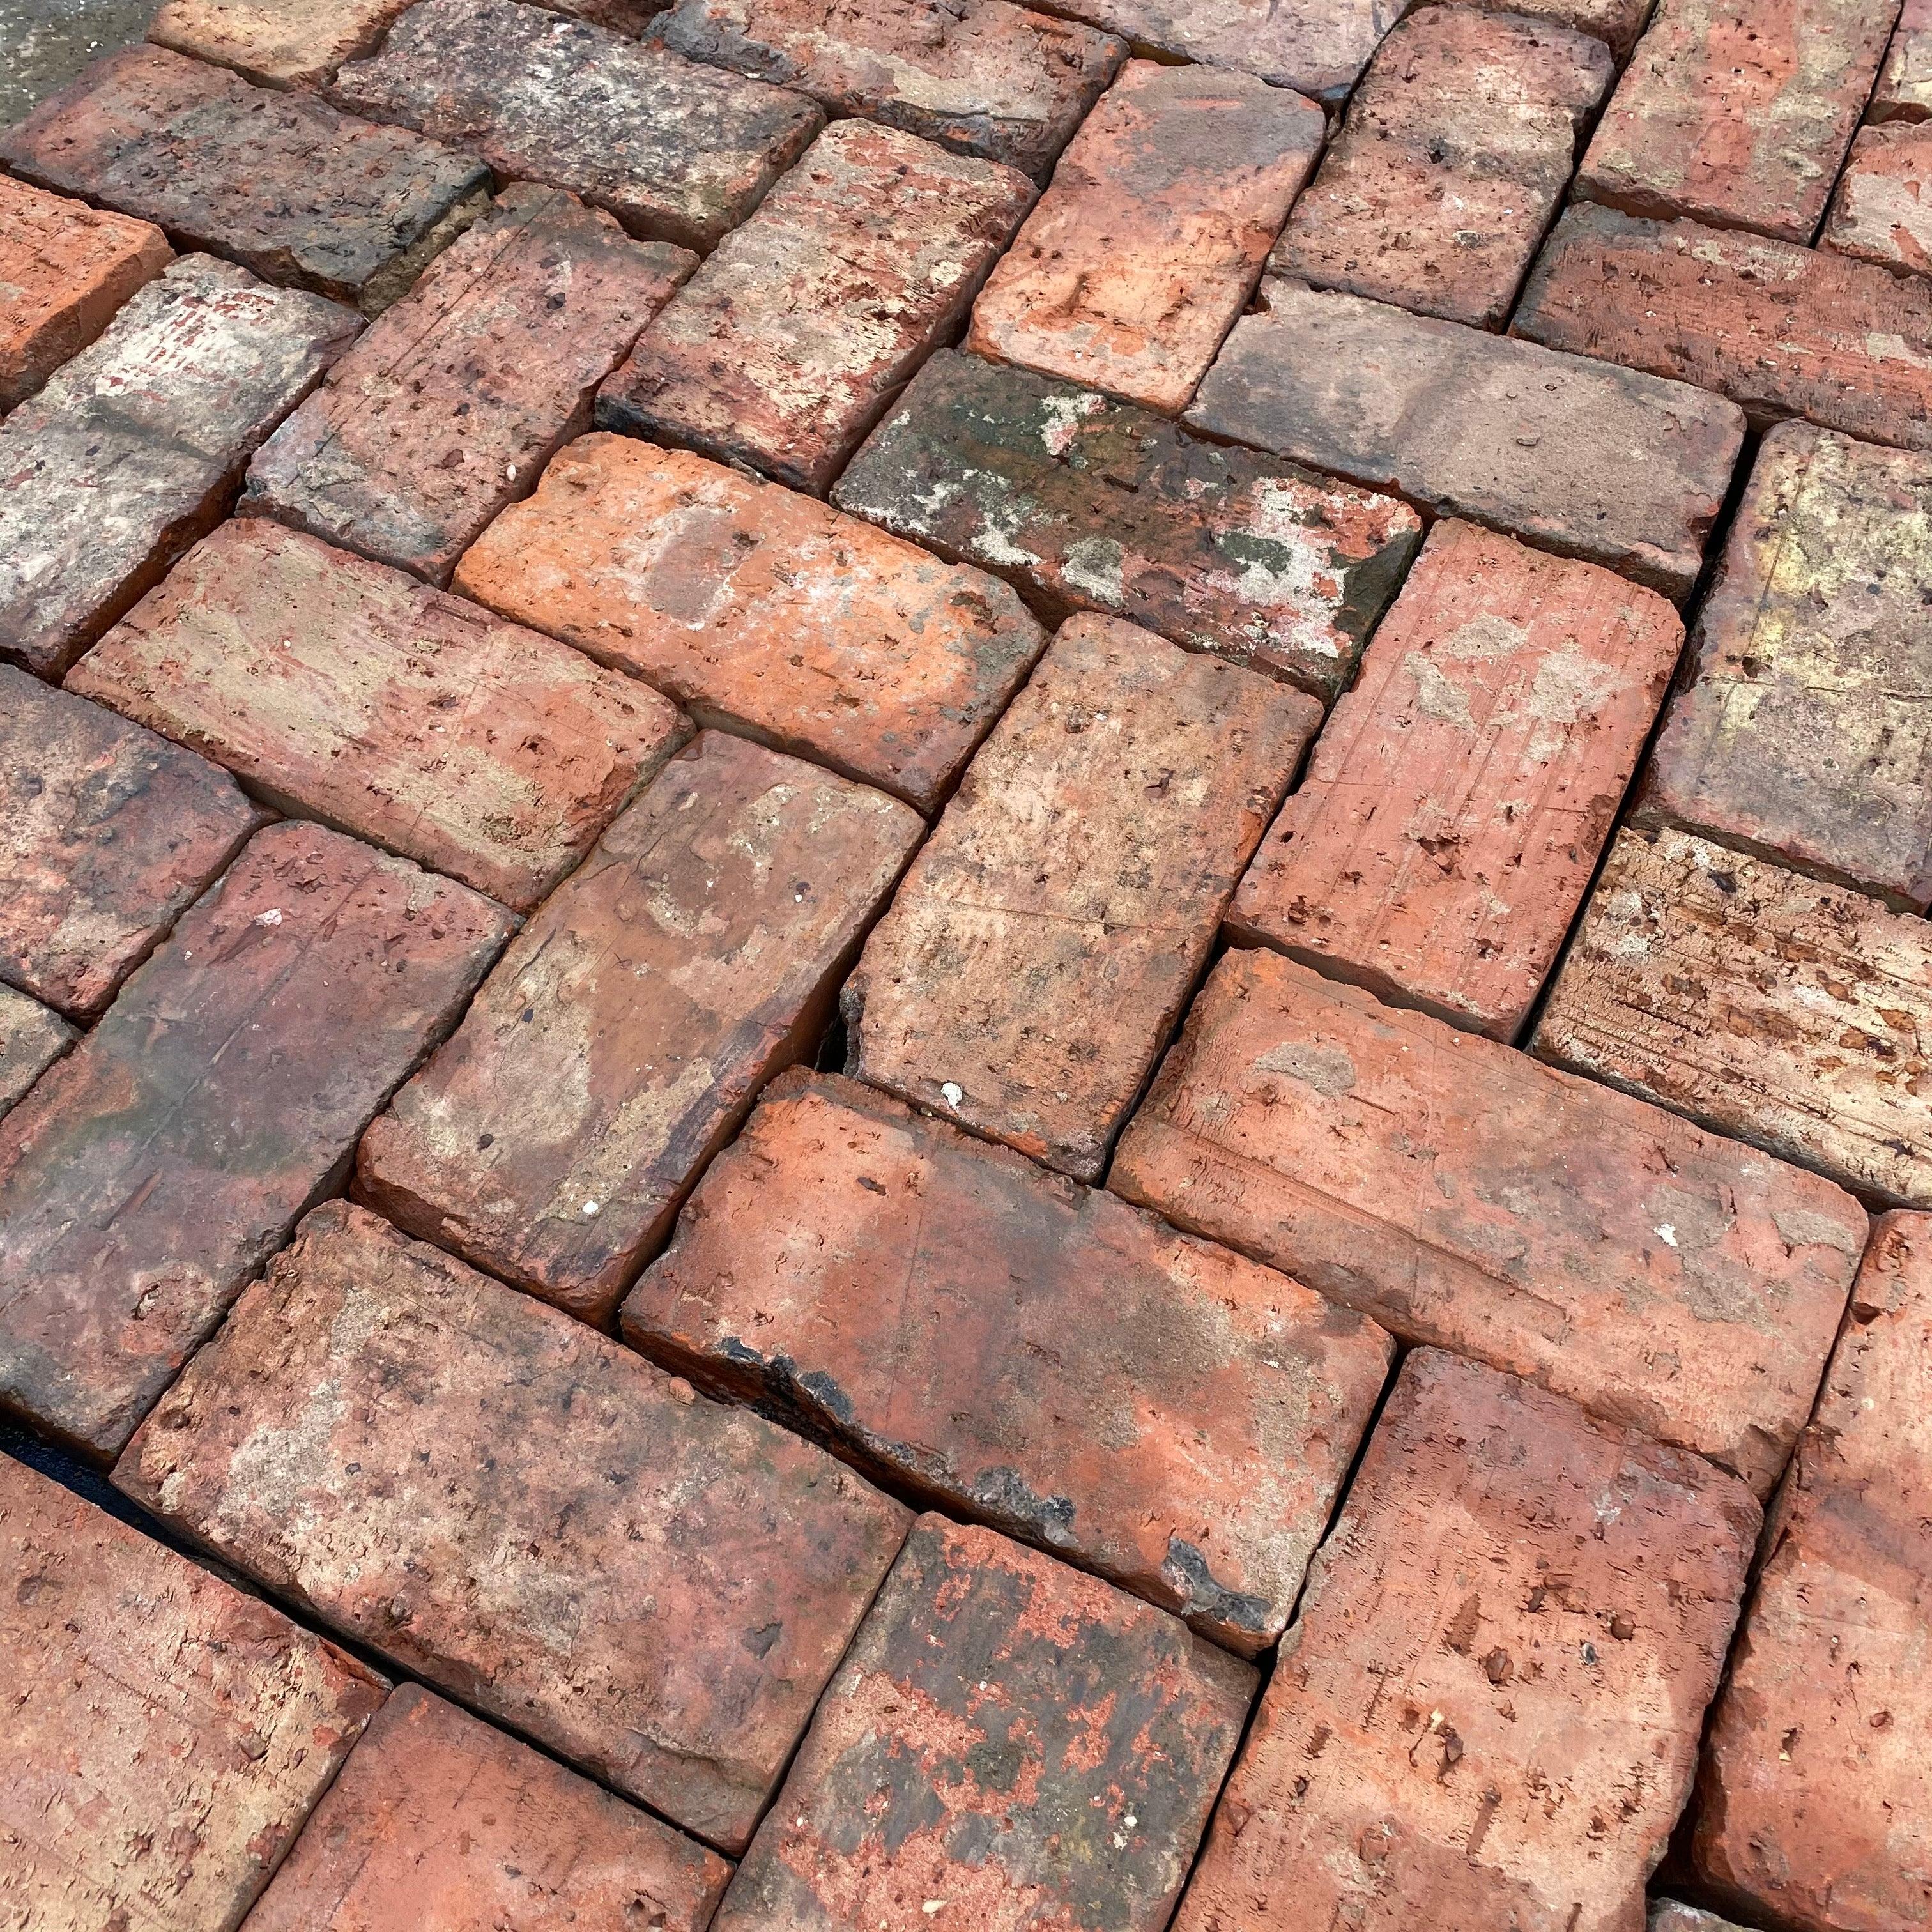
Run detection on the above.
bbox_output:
[712,1514,1254,1932]
[240,185,694,585]
[832,349,1422,698]
[622,1068,1394,1654]
[357,731,923,1321]
[1188,277,1744,601]
[0,1453,386,1932]
[146,0,418,87]
[1229,519,1683,1041]
[0,988,74,1123]
[1110,947,1867,1494]
[1462,0,1655,56]
[966,59,1323,413]
[1823,121,1932,278]
[450,433,1045,813]
[1276,8,1613,332]
[114,1199,912,1854]
[68,519,687,912]
[1876,0,1932,119]
[846,615,1317,1183]
[1169,1349,1759,1932]
[1649,1908,1755,1932]
[599,119,1035,494]
[0,820,511,1462]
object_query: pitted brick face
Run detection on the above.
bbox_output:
[1823,121,1932,279]
[147,0,420,87]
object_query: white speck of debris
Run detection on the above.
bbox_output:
[923,1905,946,1918]
[253,908,284,927]
[1114,1831,1128,1849]
[940,1081,963,1107]
[505,463,516,480]
[582,1200,601,1216]
[1124,1814,1137,1829]
[1655,1223,1678,1248]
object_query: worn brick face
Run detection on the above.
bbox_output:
[1465,0,1653,54]
[834,350,1422,698]
[1112,947,1867,1494]
[69,520,688,911]
[1190,278,1744,601]
[451,433,1045,812]
[1876,0,1932,119]
[0,1455,385,1932]
[1650,1908,1754,1932]
[1230,520,1682,1041]
[967,60,1323,413]
[114,1200,911,1853]
[0,988,74,1121]
[1823,121,1932,277]
[715,1515,1254,1932]
[147,0,417,86]
[1171,1351,1758,1932]
[847,615,1317,1181]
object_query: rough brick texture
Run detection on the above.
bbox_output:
[1466,0,1653,54]
[624,1068,1393,1653]
[1191,278,1744,601]
[358,732,921,1319]
[847,615,1317,1181]
[1278,8,1613,330]
[715,1515,1254,1932]
[834,350,1422,697]
[599,120,1034,493]
[116,1200,911,1853]
[1876,0,1932,119]
[1171,1351,1759,1932]
[967,59,1323,412]
[242,185,693,584]
[0,821,509,1460]
[1823,121,1932,277]
[147,0,417,86]
[0,1455,385,1932]
[1230,520,1683,1041]
[1112,947,1867,1494]
[0,988,73,1121]
[1535,825,1932,1207]
[69,520,687,911]
[1650,1908,1753,1932]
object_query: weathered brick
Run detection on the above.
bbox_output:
[653,0,1124,178]
[1171,1351,1758,1932]
[1463,0,1654,55]
[0,256,358,678]
[1823,120,1932,277]
[1278,8,1613,330]
[1112,947,1867,1493]
[0,46,490,314]
[358,732,921,1320]
[847,615,1316,1181]
[1533,825,1932,1206]
[539,0,668,25]
[115,1200,911,1853]
[1694,1211,1932,1932]
[1875,0,1932,119]
[714,1514,1254,1932]
[68,521,687,911]
[330,0,824,252]
[1514,204,1932,450]
[833,349,1422,697]
[244,1685,732,1931]
[1230,520,1682,1040]
[0,1454,385,1932]
[0,987,73,1121]
[1649,1908,1753,1932]
[1639,422,1932,910]
[623,1068,1393,1653]
[241,185,693,585]
[1190,277,1744,601]
[147,0,417,87]
[450,433,1045,812]
[599,119,1034,493]
[967,60,1322,412]
[1576,0,1891,245]
[0,664,263,1017]
[0,822,510,1460]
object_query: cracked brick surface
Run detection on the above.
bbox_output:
[0,988,75,1123]
[147,0,420,86]
[1876,0,1932,119]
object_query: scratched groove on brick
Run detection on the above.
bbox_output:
[0,988,74,1123]
[1876,0,1932,119]
[147,0,419,86]
[1823,121,1932,278]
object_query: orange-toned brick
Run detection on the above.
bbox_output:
[148,0,417,87]
[1823,121,1932,277]
[1464,0,1653,54]
[0,988,73,1121]
[1875,0,1932,119]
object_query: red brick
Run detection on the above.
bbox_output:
[714,1514,1254,1932]
[1875,0,1932,119]
[115,1199,911,1853]
[147,0,417,87]
[653,0,1125,178]
[600,119,1034,493]
[1536,827,1932,1205]
[357,732,922,1320]
[0,821,510,1460]
[450,433,1045,813]
[1190,277,1745,601]
[0,987,73,1121]
[623,1068,1393,1653]
[1229,520,1682,1041]
[1577,0,1891,245]
[1823,120,1932,277]
[68,520,687,912]
[1171,1351,1759,1932]
[1278,9,1613,331]
[0,1455,385,1932]
[847,615,1317,1181]
[1112,947,1867,1494]
[330,0,824,252]
[1464,0,1654,56]
[967,60,1323,412]
[1694,1211,1932,1932]
[243,1684,732,1931]
[241,185,693,585]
